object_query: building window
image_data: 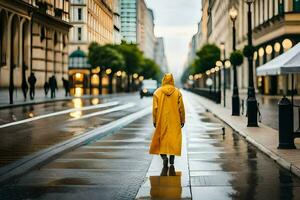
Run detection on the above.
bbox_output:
[294,0,300,12]
[78,27,82,41]
[78,8,82,20]
[278,0,284,15]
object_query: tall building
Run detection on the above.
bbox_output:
[113,0,121,44]
[142,8,155,59]
[120,0,138,43]
[0,0,71,92]
[120,0,155,59]
[69,0,114,53]
[187,21,202,67]
[154,37,168,73]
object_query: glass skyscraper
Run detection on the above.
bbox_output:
[120,0,137,43]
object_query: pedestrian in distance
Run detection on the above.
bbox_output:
[49,75,58,99]
[62,77,70,97]
[28,72,37,100]
[149,73,185,175]
[44,81,50,96]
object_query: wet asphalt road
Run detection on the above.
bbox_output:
[0,94,151,168]
[1,92,300,199]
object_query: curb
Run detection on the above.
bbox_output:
[186,90,300,178]
[0,106,151,184]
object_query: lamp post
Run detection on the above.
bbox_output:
[245,0,258,127]
[220,42,226,107]
[229,6,240,116]
[216,61,222,104]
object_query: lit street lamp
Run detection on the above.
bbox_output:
[220,42,227,107]
[229,6,240,116]
[245,0,258,127]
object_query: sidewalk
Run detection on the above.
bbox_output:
[184,90,300,178]
[0,88,68,108]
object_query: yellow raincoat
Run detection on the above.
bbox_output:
[149,74,185,156]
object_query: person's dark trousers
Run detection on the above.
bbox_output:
[50,89,55,99]
[29,87,35,100]
[160,154,175,165]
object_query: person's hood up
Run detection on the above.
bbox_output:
[161,73,175,96]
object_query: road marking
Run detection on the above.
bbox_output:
[0,101,119,129]
[68,103,135,121]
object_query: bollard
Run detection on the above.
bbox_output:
[278,97,296,149]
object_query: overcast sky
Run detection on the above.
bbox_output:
[145,0,202,81]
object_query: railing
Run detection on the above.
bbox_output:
[187,88,219,102]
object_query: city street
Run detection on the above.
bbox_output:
[0,91,300,200]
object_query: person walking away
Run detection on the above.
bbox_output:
[62,77,70,97]
[149,73,185,175]
[44,81,50,96]
[28,73,37,100]
[49,75,57,99]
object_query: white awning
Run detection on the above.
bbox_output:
[256,42,300,76]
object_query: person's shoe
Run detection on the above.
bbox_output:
[160,166,168,176]
[169,165,176,176]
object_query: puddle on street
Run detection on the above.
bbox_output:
[189,111,300,200]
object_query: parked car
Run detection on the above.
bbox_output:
[140,79,158,98]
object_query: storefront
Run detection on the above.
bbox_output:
[68,48,91,96]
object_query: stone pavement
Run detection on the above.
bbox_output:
[184,90,300,179]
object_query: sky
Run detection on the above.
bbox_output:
[145,0,202,81]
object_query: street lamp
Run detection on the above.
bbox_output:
[220,42,227,107]
[229,6,240,116]
[245,0,258,127]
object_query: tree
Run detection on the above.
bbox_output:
[141,58,161,81]
[88,42,103,94]
[88,43,125,94]
[230,50,244,66]
[101,46,125,93]
[115,41,144,92]
[195,44,221,73]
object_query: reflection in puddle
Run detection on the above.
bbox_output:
[148,166,182,199]
[91,98,99,105]
[74,87,83,97]
[70,98,83,119]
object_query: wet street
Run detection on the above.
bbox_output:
[1,92,300,199]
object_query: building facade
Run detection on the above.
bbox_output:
[69,0,114,53]
[113,0,121,44]
[120,0,155,59]
[240,0,300,95]
[154,37,168,73]
[120,0,137,43]
[0,0,71,93]
[197,0,300,95]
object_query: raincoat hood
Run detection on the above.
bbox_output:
[161,73,175,96]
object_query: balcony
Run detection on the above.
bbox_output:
[253,12,300,46]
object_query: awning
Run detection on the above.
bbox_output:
[256,42,300,76]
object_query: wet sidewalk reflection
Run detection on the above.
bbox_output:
[185,94,300,200]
